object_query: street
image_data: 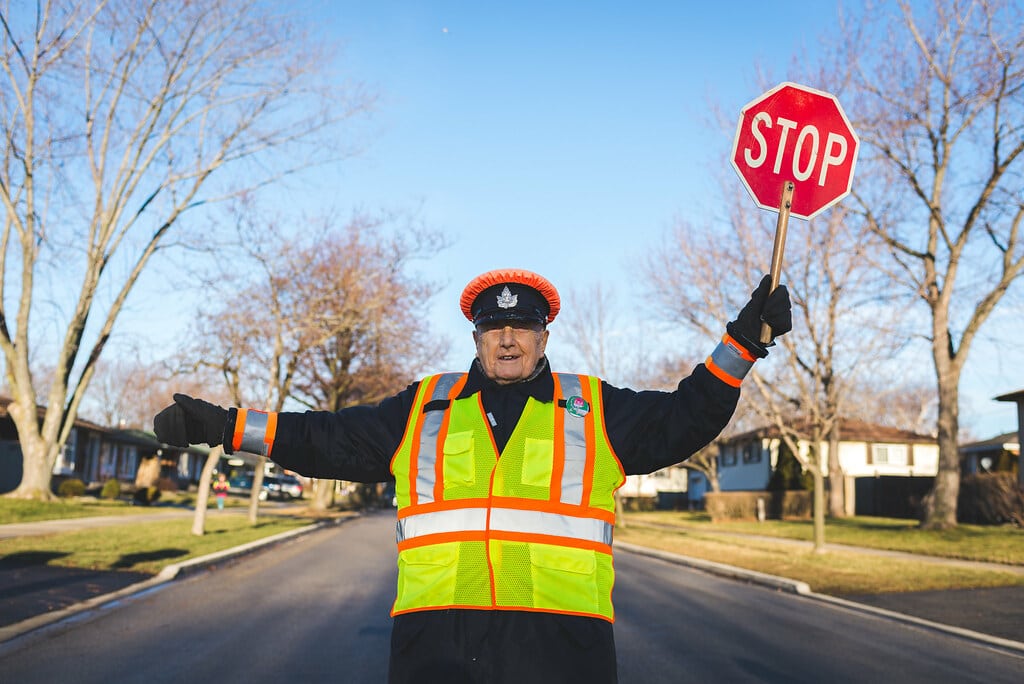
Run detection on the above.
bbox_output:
[1,510,1021,683]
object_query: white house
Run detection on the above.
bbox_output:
[620,466,688,509]
[689,419,939,517]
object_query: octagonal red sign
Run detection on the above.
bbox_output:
[730,82,859,220]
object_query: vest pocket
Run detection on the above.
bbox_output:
[522,437,554,488]
[396,542,460,610]
[442,431,476,487]
[529,543,599,614]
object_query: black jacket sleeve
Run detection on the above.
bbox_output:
[602,364,739,475]
[253,383,420,483]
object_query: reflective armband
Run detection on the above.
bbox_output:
[231,408,279,457]
[705,333,757,387]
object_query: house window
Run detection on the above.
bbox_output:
[872,444,908,466]
[720,447,738,467]
[52,430,78,475]
[742,443,762,464]
[100,443,116,478]
[118,446,137,479]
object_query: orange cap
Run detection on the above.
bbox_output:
[460,269,561,324]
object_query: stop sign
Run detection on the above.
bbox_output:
[731,82,859,220]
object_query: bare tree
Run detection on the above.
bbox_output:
[182,209,448,519]
[0,0,370,499]
[182,216,325,527]
[845,380,938,437]
[834,0,1024,528]
[80,355,230,429]
[288,215,449,511]
[642,185,900,548]
[557,284,637,525]
[558,286,706,523]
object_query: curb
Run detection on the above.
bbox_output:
[0,516,351,647]
[614,541,1024,656]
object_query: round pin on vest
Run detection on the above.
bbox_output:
[566,396,590,417]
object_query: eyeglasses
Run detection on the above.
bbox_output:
[475,319,545,334]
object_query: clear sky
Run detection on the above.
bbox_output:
[162,1,1024,437]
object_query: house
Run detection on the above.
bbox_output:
[620,465,689,510]
[0,395,208,494]
[687,419,939,518]
[959,432,1020,477]
[995,389,1024,488]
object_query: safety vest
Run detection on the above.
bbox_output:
[389,372,626,622]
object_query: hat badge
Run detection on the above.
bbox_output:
[496,286,518,309]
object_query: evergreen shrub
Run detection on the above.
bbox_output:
[57,478,86,498]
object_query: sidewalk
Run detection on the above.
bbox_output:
[0,509,196,539]
[2,512,1024,654]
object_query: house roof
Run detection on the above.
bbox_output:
[959,432,1020,454]
[722,418,936,445]
[995,389,1024,402]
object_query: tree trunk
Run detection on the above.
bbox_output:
[6,401,57,500]
[192,446,223,536]
[707,467,720,493]
[827,422,846,517]
[922,379,961,529]
[248,457,267,524]
[312,478,335,511]
[812,467,826,552]
[810,445,826,553]
[10,441,55,500]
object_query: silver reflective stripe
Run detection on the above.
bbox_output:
[397,508,488,543]
[432,373,463,400]
[239,410,271,456]
[414,373,464,504]
[555,373,587,506]
[709,338,754,381]
[491,508,613,546]
[398,507,613,546]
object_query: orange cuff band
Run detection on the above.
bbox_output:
[231,408,279,457]
[705,333,757,387]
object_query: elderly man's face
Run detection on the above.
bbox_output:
[473,320,549,385]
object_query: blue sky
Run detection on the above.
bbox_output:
[145,1,1022,437]
[310,1,844,336]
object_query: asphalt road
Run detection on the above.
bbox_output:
[1,511,1022,683]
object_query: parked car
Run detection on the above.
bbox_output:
[263,475,303,501]
[227,474,303,501]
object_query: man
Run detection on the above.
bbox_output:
[155,268,790,683]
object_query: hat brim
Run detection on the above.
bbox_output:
[473,310,547,326]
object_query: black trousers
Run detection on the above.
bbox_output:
[388,609,618,684]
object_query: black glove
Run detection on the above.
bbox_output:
[153,394,228,447]
[726,275,792,358]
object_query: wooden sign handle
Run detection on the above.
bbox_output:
[760,181,794,344]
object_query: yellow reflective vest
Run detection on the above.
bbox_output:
[389,372,626,622]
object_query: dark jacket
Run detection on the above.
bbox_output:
[232,356,739,684]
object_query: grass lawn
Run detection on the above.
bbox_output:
[0,493,210,524]
[623,510,1024,565]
